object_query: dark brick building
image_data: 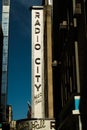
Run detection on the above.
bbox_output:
[53,0,87,129]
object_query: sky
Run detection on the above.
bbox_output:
[6,0,42,120]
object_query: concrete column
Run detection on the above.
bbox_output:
[45,5,54,118]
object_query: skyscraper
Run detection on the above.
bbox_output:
[0,23,3,122]
[1,0,10,121]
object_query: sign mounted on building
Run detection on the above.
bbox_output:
[17,119,55,130]
[31,6,44,118]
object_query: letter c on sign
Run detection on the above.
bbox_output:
[35,58,40,65]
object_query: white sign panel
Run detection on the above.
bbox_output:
[17,119,55,130]
[32,7,44,118]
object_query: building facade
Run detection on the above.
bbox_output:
[53,0,87,129]
[31,0,87,129]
